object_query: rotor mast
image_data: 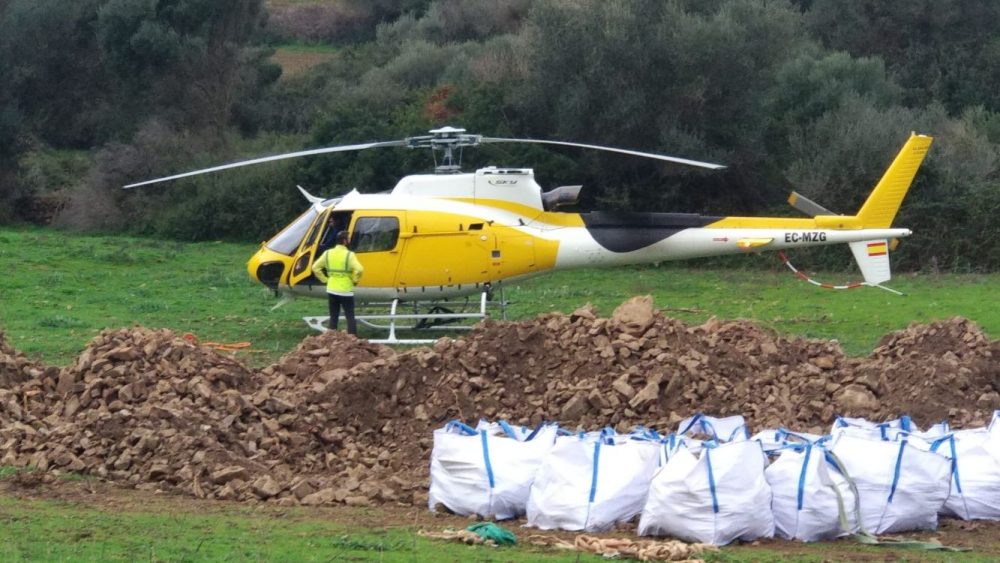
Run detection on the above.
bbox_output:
[406,126,483,174]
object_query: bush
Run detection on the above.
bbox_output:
[268,2,371,44]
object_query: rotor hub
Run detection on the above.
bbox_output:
[407,126,484,173]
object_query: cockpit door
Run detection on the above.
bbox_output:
[288,209,331,287]
[348,211,406,289]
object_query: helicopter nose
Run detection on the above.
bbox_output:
[247,245,290,290]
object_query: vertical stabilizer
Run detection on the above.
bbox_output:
[855,133,933,228]
[849,239,891,285]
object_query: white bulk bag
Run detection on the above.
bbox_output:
[831,415,947,442]
[428,420,558,519]
[679,413,749,442]
[751,428,823,455]
[766,443,859,541]
[659,433,692,463]
[828,433,951,534]
[526,431,660,532]
[831,416,919,441]
[627,428,689,467]
[638,440,774,545]
[929,430,1000,520]
[678,414,749,456]
[752,429,791,455]
[920,421,951,439]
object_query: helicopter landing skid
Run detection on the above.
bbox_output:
[302,288,509,345]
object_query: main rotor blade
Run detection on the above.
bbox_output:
[480,137,726,170]
[123,140,408,189]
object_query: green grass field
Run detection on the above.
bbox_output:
[1,478,996,562]
[0,492,599,562]
[1,226,996,366]
[0,492,597,562]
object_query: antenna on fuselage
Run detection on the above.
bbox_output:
[296,185,325,204]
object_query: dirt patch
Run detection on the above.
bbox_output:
[1,298,998,510]
[270,49,336,79]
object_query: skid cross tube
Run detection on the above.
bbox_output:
[302,290,508,344]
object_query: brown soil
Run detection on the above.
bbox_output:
[1,298,998,512]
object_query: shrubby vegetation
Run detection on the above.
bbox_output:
[1,0,997,271]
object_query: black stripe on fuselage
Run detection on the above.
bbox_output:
[580,212,721,253]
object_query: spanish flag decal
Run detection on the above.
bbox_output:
[867,241,888,257]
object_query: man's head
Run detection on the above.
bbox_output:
[336,231,350,246]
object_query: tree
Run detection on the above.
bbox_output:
[806,0,1000,113]
[97,0,272,135]
[511,0,814,213]
[764,49,901,158]
[0,0,110,148]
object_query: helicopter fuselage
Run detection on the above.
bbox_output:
[246,163,912,301]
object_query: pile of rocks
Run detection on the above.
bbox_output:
[0,327,428,505]
[0,297,997,508]
[0,331,51,388]
[859,317,1000,423]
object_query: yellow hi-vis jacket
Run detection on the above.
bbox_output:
[312,245,364,295]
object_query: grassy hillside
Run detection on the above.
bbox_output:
[270,44,337,79]
[1,226,997,367]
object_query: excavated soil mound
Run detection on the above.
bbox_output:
[859,317,1000,422]
[0,331,53,388]
[1,297,998,508]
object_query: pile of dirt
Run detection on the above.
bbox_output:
[858,317,1000,423]
[0,297,997,508]
[2,328,261,496]
[312,299,997,437]
[0,326,431,505]
[0,331,52,388]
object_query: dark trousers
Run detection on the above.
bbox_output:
[327,293,357,335]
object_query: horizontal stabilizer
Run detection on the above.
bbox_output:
[788,191,836,217]
[849,239,892,285]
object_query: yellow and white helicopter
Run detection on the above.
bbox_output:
[126,126,932,343]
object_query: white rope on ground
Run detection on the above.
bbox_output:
[417,529,488,545]
[527,534,718,562]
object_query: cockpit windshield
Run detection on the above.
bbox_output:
[265,208,319,256]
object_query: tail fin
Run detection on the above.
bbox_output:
[855,133,933,228]
[849,239,891,285]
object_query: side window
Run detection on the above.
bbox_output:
[351,217,400,253]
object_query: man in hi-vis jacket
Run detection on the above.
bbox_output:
[312,231,364,335]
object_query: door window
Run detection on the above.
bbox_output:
[351,217,400,253]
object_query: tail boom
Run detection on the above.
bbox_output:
[550,226,911,268]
